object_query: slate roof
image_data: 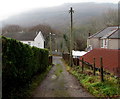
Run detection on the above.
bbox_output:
[80,48,120,77]
[2,31,38,41]
[109,30,120,39]
[89,26,119,39]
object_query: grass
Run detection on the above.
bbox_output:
[28,65,52,96]
[65,64,120,98]
[55,64,63,77]
[10,65,52,99]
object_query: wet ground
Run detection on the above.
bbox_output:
[33,56,94,97]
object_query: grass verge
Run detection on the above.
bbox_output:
[55,64,63,77]
[62,59,120,98]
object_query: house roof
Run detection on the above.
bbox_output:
[80,48,120,77]
[39,31,45,41]
[89,26,119,39]
[2,31,40,41]
[108,30,120,39]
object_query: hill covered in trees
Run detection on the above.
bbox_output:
[2,2,118,51]
[2,2,117,30]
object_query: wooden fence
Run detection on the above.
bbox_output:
[49,56,53,65]
[79,57,120,82]
[62,53,79,66]
[62,53,70,64]
[62,53,120,83]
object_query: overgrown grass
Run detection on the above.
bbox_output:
[66,65,120,98]
[10,65,52,99]
[55,64,63,77]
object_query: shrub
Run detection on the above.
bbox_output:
[2,36,49,98]
[69,66,120,97]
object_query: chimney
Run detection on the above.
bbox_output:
[36,31,38,35]
[88,33,91,37]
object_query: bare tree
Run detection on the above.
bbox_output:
[2,25,22,33]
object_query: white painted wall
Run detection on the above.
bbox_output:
[20,31,45,48]
[21,41,34,47]
[72,50,87,58]
[108,39,120,49]
[34,31,45,48]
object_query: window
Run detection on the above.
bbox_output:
[105,39,106,45]
[103,39,108,48]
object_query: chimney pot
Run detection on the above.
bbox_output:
[88,33,91,37]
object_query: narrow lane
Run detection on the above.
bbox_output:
[33,56,93,97]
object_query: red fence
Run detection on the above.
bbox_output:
[62,49,120,77]
[80,48,120,77]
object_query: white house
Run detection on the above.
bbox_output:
[3,31,45,48]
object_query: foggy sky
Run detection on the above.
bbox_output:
[0,0,119,21]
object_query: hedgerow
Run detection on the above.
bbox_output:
[2,36,49,98]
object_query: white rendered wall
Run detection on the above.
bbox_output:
[21,41,34,47]
[20,32,45,48]
[34,32,44,48]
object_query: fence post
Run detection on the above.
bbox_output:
[100,57,104,82]
[93,58,96,76]
[49,56,53,66]
[82,58,84,73]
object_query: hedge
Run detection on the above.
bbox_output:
[2,36,49,98]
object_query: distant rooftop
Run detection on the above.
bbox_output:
[89,26,119,39]
[109,30,120,39]
[2,31,40,41]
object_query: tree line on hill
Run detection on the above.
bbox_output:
[1,8,118,52]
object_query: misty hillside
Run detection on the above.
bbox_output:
[2,2,117,31]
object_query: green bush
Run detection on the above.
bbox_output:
[2,36,49,98]
[70,66,120,97]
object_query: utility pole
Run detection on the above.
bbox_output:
[69,7,74,67]
[49,33,55,56]
[55,38,58,52]
[49,33,52,56]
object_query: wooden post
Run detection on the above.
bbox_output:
[100,57,104,82]
[118,78,120,90]
[69,7,74,67]
[82,58,84,73]
[93,58,96,76]
[49,33,52,56]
